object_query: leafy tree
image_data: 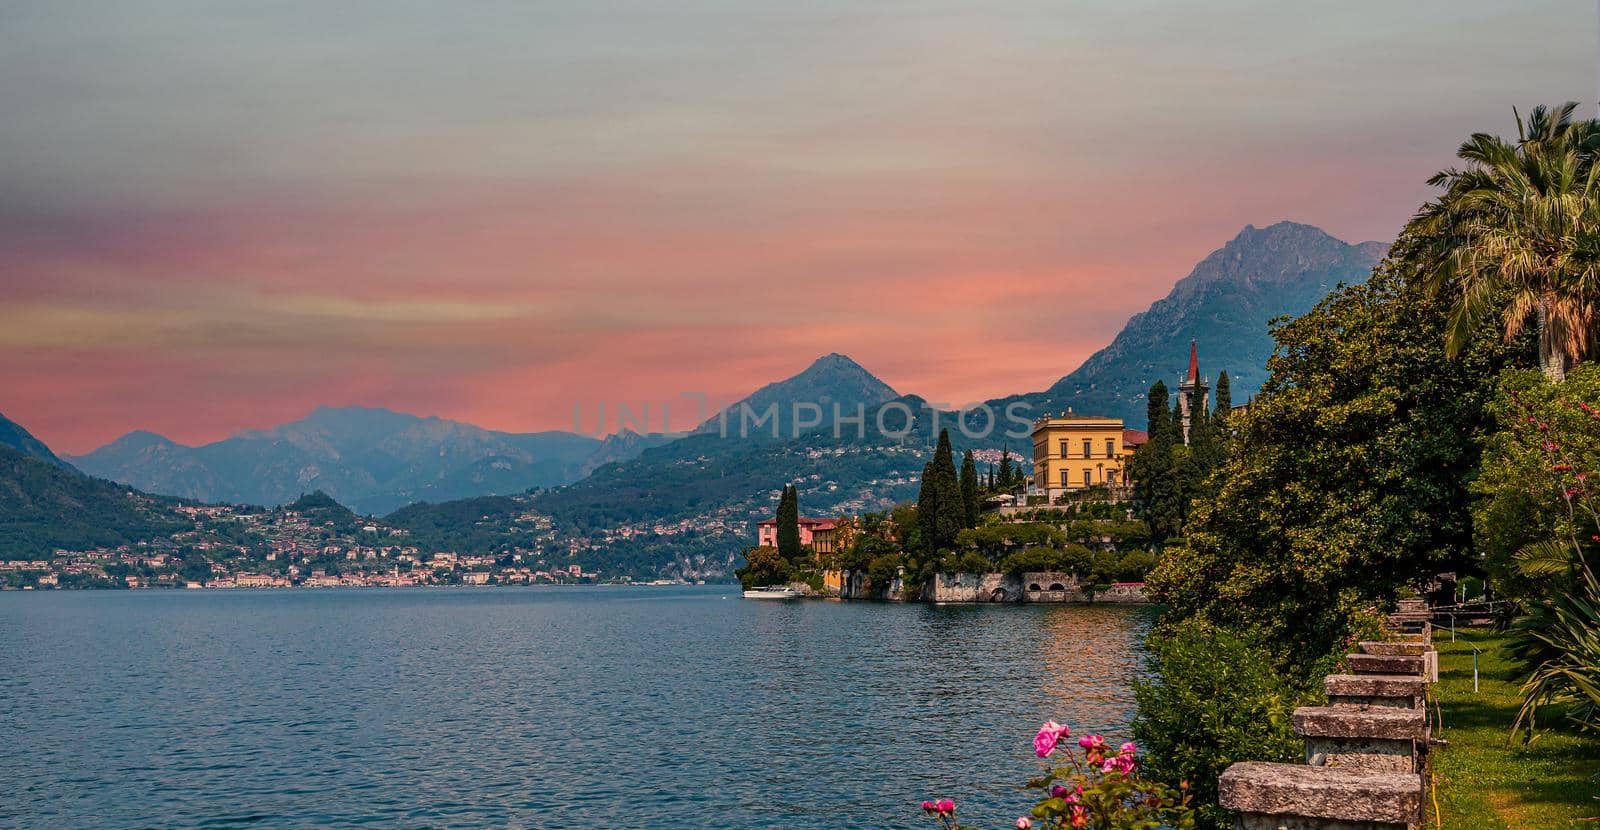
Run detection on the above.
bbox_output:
[1404,102,1600,381]
[955,522,1065,561]
[736,545,792,589]
[775,484,802,563]
[958,450,979,528]
[1146,262,1532,670]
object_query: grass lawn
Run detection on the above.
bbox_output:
[1432,627,1600,828]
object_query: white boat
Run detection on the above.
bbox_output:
[741,585,801,599]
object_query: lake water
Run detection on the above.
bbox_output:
[0,586,1156,829]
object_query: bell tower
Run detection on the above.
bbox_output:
[1177,340,1209,444]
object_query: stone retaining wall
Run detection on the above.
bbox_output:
[1218,599,1437,830]
[839,571,1149,603]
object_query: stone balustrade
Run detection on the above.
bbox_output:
[1218,604,1438,829]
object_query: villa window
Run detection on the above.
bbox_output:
[1083,469,1092,487]
[1059,469,1069,487]
[1082,439,1092,458]
[1106,438,1116,457]
[1107,470,1119,485]
[1059,440,1068,458]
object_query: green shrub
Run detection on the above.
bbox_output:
[735,545,792,590]
[865,553,904,593]
[1132,620,1310,830]
[951,551,991,575]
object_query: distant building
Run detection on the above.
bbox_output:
[1176,340,1209,443]
[756,517,839,553]
[1029,412,1142,500]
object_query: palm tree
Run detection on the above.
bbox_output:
[1405,103,1600,381]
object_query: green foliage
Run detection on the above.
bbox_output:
[998,448,1018,490]
[955,522,1066,561]
[776,484,802,562]
[917,461,939,554]
[1129,382,1184,543]
[1402,102,1600,381]
[0,447,187,558]
[1147,263,1531,670]
[922,725,1193,830]
[1505,567,1600,737]
[951,551,992,575]
[931,430,965,550]
[999,545,1092,576]
[1476,368,1600,736]
[959,450,980,529]
[286,490,364,532]
[1132,621,1309,830]
[1473,366,1600,603]
[865,553,905,593]
[735,545,791,590]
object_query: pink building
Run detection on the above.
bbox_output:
[755,517,839,553]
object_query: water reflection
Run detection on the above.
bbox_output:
[0,587,1156,829]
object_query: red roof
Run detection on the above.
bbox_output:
[1122,429,1149,447]
[1186,340,1200,383]
[756,517,838,529]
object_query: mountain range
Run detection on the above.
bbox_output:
[9,220,1389,574]
[430,221,1389,577]
[67,406,676,515]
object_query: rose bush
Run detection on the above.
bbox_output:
[920,721,1193,830]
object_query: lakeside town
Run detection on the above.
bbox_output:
[0,495,609,591]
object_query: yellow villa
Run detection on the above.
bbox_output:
[1030,411,1143,500]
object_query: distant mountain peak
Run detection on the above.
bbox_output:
[108,430,181,450]
[1004,221,1387,429]
[696,353,899,435]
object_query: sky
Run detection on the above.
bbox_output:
[1,0,1595,453]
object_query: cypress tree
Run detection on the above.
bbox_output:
[931,429,964,550]
[959,450,979,528]
[986,463,996,491]
[916,461,938,553]
[1132,380,1182,543]
[998,447,1015,489]
[776,484,802,562]
[1145,381,1172,441]
[1213,371,1232,421]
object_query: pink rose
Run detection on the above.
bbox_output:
[1033,720,1068,757]
[1077,734,1105,751]
[937,799,955,815]
[1050,785,1069,799]
[1015,819,1032,829]
[1120,741,1137,755]
[921,800,935,812]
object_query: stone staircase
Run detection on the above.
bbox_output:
[1219,599,1436,830]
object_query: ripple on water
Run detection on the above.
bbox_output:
[0,587,1155,829]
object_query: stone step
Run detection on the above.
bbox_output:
[1348,653,1425,676]
[1359,641,1427,656]
[1294,705,1427,773]
[1395,598,1428,612]
[1219,761,1423,829]
[1325,673,1427,709]
[1395,628,1431,645]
